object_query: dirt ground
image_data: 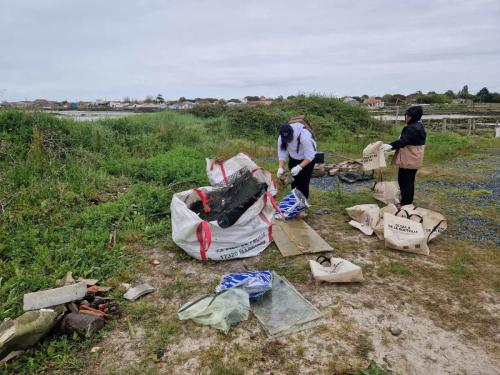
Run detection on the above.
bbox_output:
[89,156,500,375]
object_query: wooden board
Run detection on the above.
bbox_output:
[272,219,333,257]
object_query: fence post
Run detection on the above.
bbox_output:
[441,118,447,133]
[467,118,472,135]
[472,120,476,135]
[496,120,500,138]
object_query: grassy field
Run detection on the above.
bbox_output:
[0,97,498,374]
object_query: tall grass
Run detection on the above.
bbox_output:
[0,97,497,372]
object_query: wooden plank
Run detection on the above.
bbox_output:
[273,219,333,257]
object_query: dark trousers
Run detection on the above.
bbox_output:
[288,157,315,199]
[398,168,418,206]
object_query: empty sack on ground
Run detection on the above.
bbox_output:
[309,257,364,283]
[383,213,429,255]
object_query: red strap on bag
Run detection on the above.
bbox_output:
[196,221,212,263]
[193,188,210,214]
[211,159,229,185]
[264,192,284,218]
[259,212,273,241]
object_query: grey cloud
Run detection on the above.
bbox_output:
[0,0,499,100]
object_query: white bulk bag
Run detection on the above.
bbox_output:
[171,187,277,262]
[383,213,429,255]
[206,153,277,196]
[362,141,386,171]
[346,204,381,236]
[309,257,364,283]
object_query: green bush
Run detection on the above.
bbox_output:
[189,103,227,118]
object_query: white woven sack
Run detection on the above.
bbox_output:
[372,204,399,240]
[309,257,364,283]
[171,186,277,262]
[362,141,386,171]
[398,205,447,242]
[373,181,401,205]
[206,153,277,196]
[384,213,429,255]
[346,204,380,236]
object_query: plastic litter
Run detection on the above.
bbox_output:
[216,271,272,299]
[274,188,310,220]
[177,288,250,334]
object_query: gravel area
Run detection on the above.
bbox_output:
[454,217,499,246]
[310,175,376,193]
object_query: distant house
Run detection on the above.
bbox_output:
[77,101,92,109]
[169,103,180,110]
[109,101,130,109]
[363,97,384,108]
[343,97,360,106]
[179,101,195,110]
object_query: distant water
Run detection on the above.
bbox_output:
[374,114,485,121]
[48,111,137,121]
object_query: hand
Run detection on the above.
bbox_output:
[290,165,303,176]
[383,144,393,151]
[277,167,285,178]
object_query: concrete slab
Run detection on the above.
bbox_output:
[23,281,87,311]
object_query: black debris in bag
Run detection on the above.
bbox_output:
[189,170,268,228]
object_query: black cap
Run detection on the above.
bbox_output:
[405,106,423,123]
[279,123,293,143]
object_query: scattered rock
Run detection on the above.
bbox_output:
[91,346,103,354]
[389,327,402,336]
[61,313,105,339]
[150,259,161,266]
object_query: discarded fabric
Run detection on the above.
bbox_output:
[274,188,310,220]
[309,256,364,283]
[177,288,250,334]
[216,271,272,299]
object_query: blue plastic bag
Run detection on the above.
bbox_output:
[216,270,273,299]
[274,188,310,220]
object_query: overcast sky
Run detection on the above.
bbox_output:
[1,0,499,101]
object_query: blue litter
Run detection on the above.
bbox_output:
[216,271,273,299]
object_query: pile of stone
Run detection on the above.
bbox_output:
[312,160,364,178]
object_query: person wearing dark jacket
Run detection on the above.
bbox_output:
[383,106,426,206]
